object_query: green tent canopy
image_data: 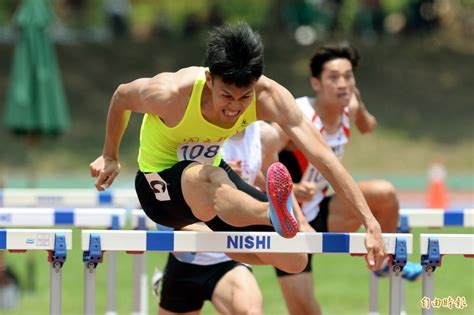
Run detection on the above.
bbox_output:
[3,0,69,135]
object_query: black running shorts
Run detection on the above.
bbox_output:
[135,160,273,232]
[159,254,251,313]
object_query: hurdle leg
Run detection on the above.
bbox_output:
[50,261,62,315]
[400,280,406,315]
[389,266,403,315]
[421,266,435,315]
[84,262,97,315]
[368,272,379,315]
[106,252,117,315]
[132,254,148,315]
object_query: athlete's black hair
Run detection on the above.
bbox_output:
[205,21,264,87]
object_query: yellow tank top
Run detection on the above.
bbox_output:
[138,67,257,172]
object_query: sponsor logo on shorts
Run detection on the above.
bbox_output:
[144,173,171,201]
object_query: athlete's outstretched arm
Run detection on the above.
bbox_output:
[256,76,385,270]
[89,78,152,190]
[348,87,377,134]
[90,68,197,191]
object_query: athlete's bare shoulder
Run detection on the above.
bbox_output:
[254,75,301,125]
[142,67,200,104]
[254,75,274,95]
[139,66,201,123]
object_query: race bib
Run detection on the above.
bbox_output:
[301,165,328,191]
[176,142,222,165]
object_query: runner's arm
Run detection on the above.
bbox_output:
[348,87,377,134]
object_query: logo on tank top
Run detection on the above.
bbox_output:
[182,136,228,143]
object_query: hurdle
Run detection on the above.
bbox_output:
[369,208,474,315]
[0,229,72,315]
[0,208,126,315]
[0,188,140,208]
[129,210,158,315]
[82,231,412,315]
[420,234,474,315]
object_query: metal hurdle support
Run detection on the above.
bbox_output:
[0,229,72,315]
[420,234,474,315]
[0,188,140,208]
[81,231,412,315]
[0,208,126,315]
[369,208,474,315]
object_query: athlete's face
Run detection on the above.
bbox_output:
[311,58,355,108]
[205,72,254,126]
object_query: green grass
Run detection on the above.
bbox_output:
[3,227,473,315]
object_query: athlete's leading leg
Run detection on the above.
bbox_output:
[181,162,307,273]
[181,162,269,225]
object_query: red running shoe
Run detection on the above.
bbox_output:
[266,162,298,238]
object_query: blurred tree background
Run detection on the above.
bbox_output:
[0,0,473,189]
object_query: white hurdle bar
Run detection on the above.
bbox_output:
[420,234,474,315]
[0,208,127,315]
[0,188,140,208]
[82,231,412,315]
[0,229,72,315]
[398,209,474,230]
[369,208,474,315]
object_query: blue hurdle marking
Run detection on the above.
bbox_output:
[322,233,350,253]
[146,231,174,251]
[0,230,5,249]
[443,210,464,226]
[98,191,112,205]
[54,209,74,225]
